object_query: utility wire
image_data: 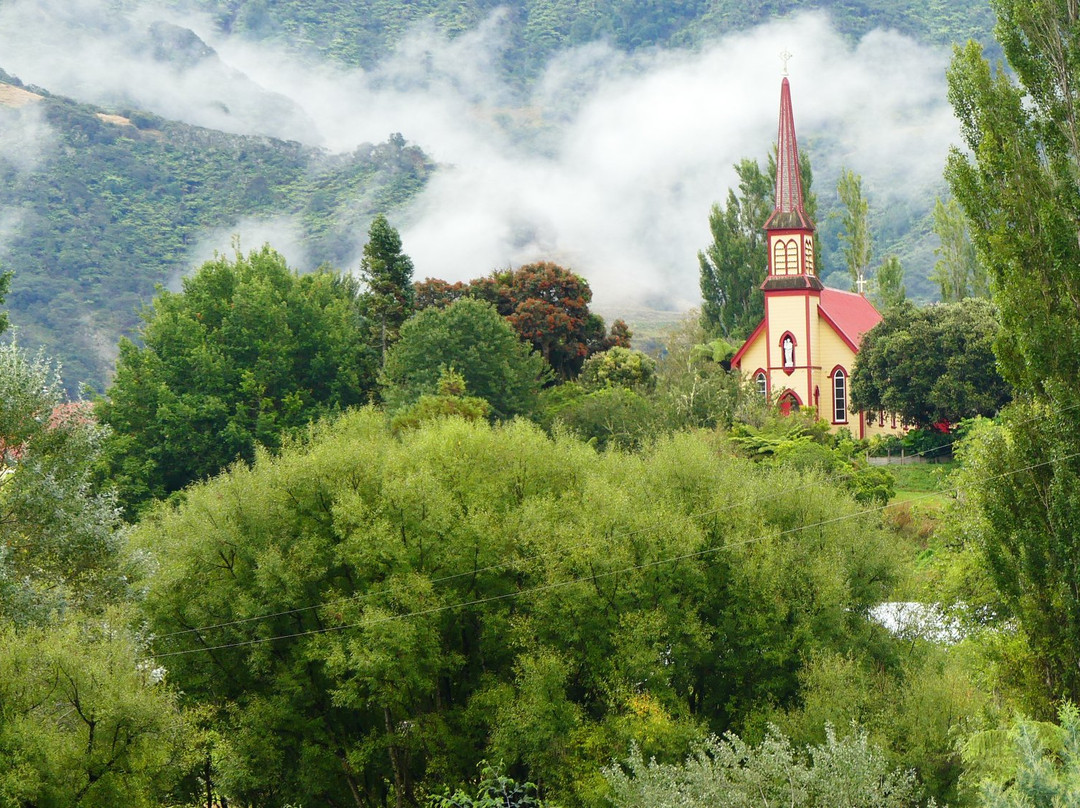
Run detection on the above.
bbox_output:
[152,447,1080,660]
[154,402,1072,642]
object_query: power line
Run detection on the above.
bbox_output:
[153,403,1071,643]
[153,448,1080,660]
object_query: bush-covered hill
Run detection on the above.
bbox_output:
[0,74,431,391]
[189,0,995,80]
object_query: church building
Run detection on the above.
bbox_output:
[729,77,900,439]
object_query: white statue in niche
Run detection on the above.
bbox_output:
[782,335,795,368]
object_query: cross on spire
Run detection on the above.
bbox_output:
[780,49,792,76]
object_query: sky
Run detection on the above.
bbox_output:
[0,0,958,310]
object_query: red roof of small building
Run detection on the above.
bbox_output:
[817,288,882,351]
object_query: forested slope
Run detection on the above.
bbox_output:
[0,74,431,390]
[190,0,995,79]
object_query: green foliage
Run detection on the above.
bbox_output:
[553,386,656,451]
[605,723,920,808]
[774,644,989,806]
[730,416,894,506]
[382,297,549,419]
[964,702,1080,807]
[836,168,873,292]
[945,2,1080,709]
[698,158,771,339]
[650,314,745,431]
[875,255,907,311]
[97,245,376,515]
[950,405,1080,705]
[390,367,492,432]
[851,299,1010,429]
[0,613,191,808]
[930,197,988,303]
[429,763,543,808]
[0,344,124,621]
[0,93,430,391]
[134,411,903,807]
[579,347,657,392]
[417,263,622,380]
[360,213,416,365]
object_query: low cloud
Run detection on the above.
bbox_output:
[178,215,311,290]
[0,2,957,309]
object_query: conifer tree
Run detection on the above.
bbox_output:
[360,214,415,366]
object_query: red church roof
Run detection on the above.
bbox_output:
[818,288,882,351]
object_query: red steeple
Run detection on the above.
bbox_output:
[765,77,814,232]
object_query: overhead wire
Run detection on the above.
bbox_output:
[152,444,1080,660]
[153,400,1074,643]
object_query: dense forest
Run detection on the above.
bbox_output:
[187,0,995,78]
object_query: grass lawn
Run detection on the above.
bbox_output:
[888,461,957,510]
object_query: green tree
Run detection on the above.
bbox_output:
[698,159,771,338]
[850,299,1010,429]
[836,168,872,293]
[579,347,657,392]
[930,196,987,302]
[874,255,907,311]
[390,367,492,433]
[0,615,190,808]
[471,262,608,379]
[699,152,817,338]
[360,214,416,366]
[136,412,902,808]
[97,245,376,515]
[381,297,549,419]
[418,263,622,380]
[0,344,123,621]
[945,0,1080,705]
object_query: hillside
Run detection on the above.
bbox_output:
[189,0,995,80]
[0,0,996,390]
[0,73,431,390]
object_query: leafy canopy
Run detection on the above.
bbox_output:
[382,297,549,419]
[416,262,630,379]
[134,411,902,808]
[851,298,1010,429]
[97,245,376,514]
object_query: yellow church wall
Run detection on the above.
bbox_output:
[738,329,769,379]
[735,299,905,438]
[765,293,814,405]
[811,315,854,426]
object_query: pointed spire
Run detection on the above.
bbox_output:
[765,77,814,231]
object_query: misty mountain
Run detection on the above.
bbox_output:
[187,0,994,80]
[0,1,986,391]
[0,72,431,390]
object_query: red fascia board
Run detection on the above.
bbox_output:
[730,319,767,368]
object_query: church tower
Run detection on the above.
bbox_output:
[761,76,821,413]
[730,75,894,437]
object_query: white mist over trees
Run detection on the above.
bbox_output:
[0,2,959,310]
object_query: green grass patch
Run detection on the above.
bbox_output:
[889,461,957,494]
